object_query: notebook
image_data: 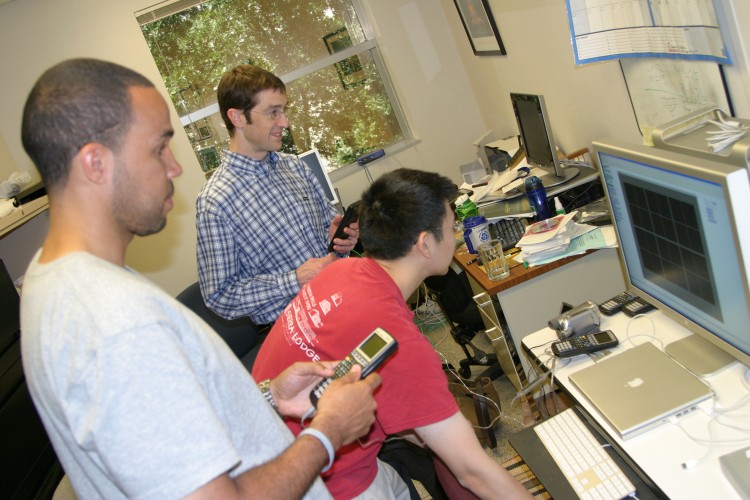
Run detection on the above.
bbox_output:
[568,342,711,440]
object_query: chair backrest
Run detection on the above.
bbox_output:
[424,269,484,332]
[176,282,259,359]
[1,339,64,499]
[1,259,64,498]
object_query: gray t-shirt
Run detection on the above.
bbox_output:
[21,251,331,499]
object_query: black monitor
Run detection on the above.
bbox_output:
[510,93,578,188]
[595,139,750,375]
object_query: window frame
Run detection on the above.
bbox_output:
[136,0,412,174]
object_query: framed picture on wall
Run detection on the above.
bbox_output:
[453,0,506,56]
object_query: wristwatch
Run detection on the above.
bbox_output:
[258,379,277,410]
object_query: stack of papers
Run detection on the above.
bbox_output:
[515,213,619,265]
[468,164,532,204]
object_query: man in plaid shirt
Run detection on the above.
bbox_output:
[196,65,359,327]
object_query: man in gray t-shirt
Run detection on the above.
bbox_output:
[19,58,380,499]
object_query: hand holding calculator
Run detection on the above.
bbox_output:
[310,327,398,407]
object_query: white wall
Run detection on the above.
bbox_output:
[331,0,493,207]
[0,0,211,293]
[438,0,750,157]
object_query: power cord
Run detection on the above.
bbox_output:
[668,361,750,470]
[436,347,525,430]
[622,315,664,350]
[413,288,450,340]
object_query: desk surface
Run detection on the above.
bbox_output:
[521,311,750,499]
[453,243,594,296]
[457,162,604,294]
[0,195,48,239]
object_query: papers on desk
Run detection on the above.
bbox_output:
[469,164,533,205]
[516,212,618,266]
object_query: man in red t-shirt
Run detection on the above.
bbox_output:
[253,169,531,500]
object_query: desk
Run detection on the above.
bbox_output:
[520,310,750,499]
[453,245,625,381]
[455,162,623,380]
[0,195,48,238]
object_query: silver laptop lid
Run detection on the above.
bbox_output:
[569,342,711,439]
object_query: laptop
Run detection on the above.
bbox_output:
[568,342,711,440]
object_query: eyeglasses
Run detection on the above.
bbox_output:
[249,106,289,121]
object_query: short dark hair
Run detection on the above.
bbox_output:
[359,169,458,260]
[21,58,154,190]
[217,64,286,136]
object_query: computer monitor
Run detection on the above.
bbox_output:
[510,93,578,188]
[472,130,497,178]
[594,139,750,375]
[298,149,339,205]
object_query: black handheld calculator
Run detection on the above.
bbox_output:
[621,297,656,317]
[599,291,638,316]
[552,330,618,358]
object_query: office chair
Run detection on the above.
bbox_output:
[423,270,503,381]
[176,282,265,371]
[1,259,65,499]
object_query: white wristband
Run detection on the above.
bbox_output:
[298,428,335,473]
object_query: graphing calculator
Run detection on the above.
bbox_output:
[621,297,656,317]
[598,290,639,316]
[310,327,398,407]
[552,330,619,358]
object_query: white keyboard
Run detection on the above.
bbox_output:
[534,409,636,499]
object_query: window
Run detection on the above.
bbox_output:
[136,0,409,174]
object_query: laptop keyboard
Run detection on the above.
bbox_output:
[535,409,636,499]
[489,218,526,250]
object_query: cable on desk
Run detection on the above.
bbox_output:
[669,367,750,470]
[705,379,750,416]
[558,180,598,212]
[682,407,750,443]
[527,338,556,350]
[622,315,664,350]
[674,413,726,470]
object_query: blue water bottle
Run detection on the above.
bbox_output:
[524,176,552,221]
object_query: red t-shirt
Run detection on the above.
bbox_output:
[252,257,458,499]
